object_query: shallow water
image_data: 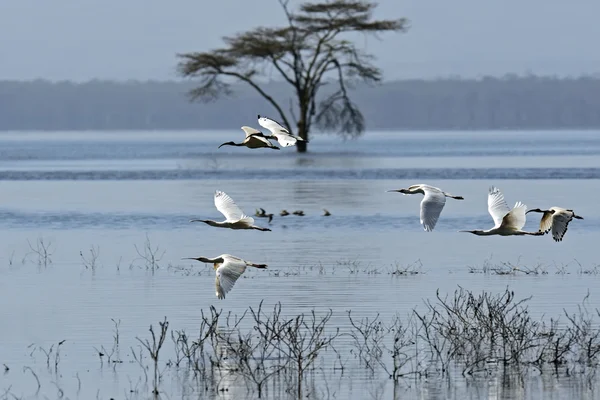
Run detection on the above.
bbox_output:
[0,130,599,399]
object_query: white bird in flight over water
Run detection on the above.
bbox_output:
[257,114,307,147]
[387,184,464,231]
[182,254,267,299]
[459,186,543,236]
[190,191,271,231]
[218,126,280,150]
[526,207,584,242]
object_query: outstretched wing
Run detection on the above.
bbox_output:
[258,115,290,135]
[215,259,247,299]
[214,191,251,223]
[240,126,263,138]
[487,186,511,228]
[551,211,573,242]
[539,211,554,233]
[420,189,446,232]
[247,134,279,148]
[500,201,527,230]
[270,132,297,147]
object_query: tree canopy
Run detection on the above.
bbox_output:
[177,0,408,152]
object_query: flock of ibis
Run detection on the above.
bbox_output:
[184,115,584,299]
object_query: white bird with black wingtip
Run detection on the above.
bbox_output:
[526,206,583,242]
[257,114,307,147]
[190,190,271,232]
[218,126,280,150]
[459,186,543,237]
[387,184,464,232]
[182,254,267,299]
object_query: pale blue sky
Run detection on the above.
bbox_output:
[1,0,597,81]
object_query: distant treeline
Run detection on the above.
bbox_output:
[1,75,599,131]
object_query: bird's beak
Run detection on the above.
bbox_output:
[386,189,401,193]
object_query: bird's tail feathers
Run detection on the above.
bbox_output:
[443,192,464,200]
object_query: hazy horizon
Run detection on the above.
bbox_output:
[1,0,598,82]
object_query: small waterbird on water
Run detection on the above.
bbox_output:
[257,115,307,147]
[323,209,331,216]
[292,210,305,216]
[190,190,271,231]
[255,208,274,223]
[459,186,543,237]
[280,210,289,216]
[182,254,267,299]
[526,207,584,242]
[218,126,280,150]
[387,184,464,232]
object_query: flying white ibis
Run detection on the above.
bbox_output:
[182,254,267,299]
[257,115,307,147]
[526,207,583,242]
[387,184,464,231]
[190,191,271,231]
[459,186,543,236]
[218,126,280,150]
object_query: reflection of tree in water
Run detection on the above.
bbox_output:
[294,157,316,168]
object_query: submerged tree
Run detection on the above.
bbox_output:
[177,0,408,152]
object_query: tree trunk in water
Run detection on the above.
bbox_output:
[295,119,308,153]
[296,140,307,153]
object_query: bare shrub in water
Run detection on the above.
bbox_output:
[170,305,226,395]
[193,302,340,398]
[26,237,54,267]
[277,308,339,399]
[414,287,539,375]
[137,317,169,395]
[80,245,100,271]
[563,292,600,367]
[14,287,600,398]
[134,234,165,271]
[214,302,289,398]
[93,318,122,367]
[347,311,386,373]
[380,313,423,380]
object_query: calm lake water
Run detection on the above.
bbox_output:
[0,130,599,399]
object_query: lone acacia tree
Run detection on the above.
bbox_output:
[177,0,408,152]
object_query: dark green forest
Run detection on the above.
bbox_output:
[1,75,599,132]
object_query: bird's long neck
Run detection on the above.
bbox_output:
[219,141,243,148]
[222,141,244,147]
[183,256,219,263]
[199,220,222,227]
